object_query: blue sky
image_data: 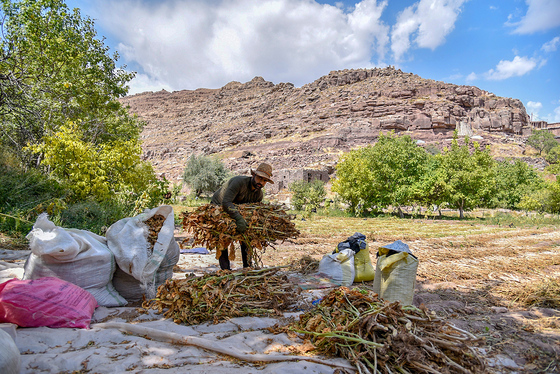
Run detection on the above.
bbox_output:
[67,0,560,123]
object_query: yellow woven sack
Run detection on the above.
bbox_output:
[353,244,375,282]
[372,244,418,306]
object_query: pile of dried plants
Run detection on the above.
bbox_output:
[495,275,560,308]
[142,267,300,325]
[145,214,166,251]
[181,203,299,266]
[290,287,486,374]
[290,255,320,274]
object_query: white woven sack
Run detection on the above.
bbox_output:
[317,248,355,287]
[23,214,126,307]
[106,205,179,300]
[0,329,20,374]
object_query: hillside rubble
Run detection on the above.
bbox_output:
[120,67,532,183]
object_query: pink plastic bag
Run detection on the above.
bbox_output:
[0,277,98,328]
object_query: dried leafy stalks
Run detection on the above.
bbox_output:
[291,287,486,374]
[495,275,560,308]
[181,203,300,266]
[143,267,300,325]
[291,255,320,274]
[145,214,166,252]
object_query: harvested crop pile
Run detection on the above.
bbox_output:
[291,287,486,374]
[145,214,166,251]
[142,267,300,325]
[496,275,560,308]
[181,203,299,266]
[291,255,320,274]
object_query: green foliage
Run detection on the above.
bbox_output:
[413,156,448,213]
[526,129,558,156]
[289,179,326,212]
[424,143,441,155]
[0,155,67,234]
[27,121,164,205]
[518,186,552,213]
[437,134,496,218]
[492,159,544,209]
[545,145,560,164]
[543,180,560,214]
[332,132,429,216]
[0,0,139,165]
[57,199,128,235]
[486,211,560,228]
[182,154,231,197]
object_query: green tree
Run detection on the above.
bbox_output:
[438,134,496,218]
[28,121,161,204]
[545,145,560,164]
[182,154,231,197]
[0,0,138,165]
[332,132,429,216]
[413,156,448,216]
[492,159,544,209]
[526,129,558,156]
[289,179,326,212]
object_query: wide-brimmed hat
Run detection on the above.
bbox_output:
[251,163,274,184]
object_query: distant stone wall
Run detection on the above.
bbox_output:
[269,168,330,193]
[546,123,560,138]
[531,121,548,129]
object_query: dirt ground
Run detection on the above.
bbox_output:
[174,216,560,373]
[2,215,559,373]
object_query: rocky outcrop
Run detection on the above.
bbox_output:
[120,67,532,183]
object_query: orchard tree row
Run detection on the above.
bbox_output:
[332,131,560,218]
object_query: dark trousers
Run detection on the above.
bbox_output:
[219,242,251,270]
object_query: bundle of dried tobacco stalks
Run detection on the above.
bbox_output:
[142,267,300,325]
[181,203,299,266]
[291,287,486,374]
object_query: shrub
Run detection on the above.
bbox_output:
[289,179,326,212]
[182,155,231,197]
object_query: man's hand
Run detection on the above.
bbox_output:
[235,217,248,233]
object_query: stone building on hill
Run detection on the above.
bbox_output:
[269,168,330,193]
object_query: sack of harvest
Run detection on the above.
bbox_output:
[317,248,355,287]
[106,205,180,302]
[353,244,375,282]
[334,232,374,282]
[0,277,97,328]
[23,214,126,307]
[372,240,418,305]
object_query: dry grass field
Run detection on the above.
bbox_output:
[4,207,559,372]
[248,213,560,373]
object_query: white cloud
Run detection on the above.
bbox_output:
[508,0,560,34]
[526,101,543,118]
[542,36,560,52]
[527,101,560,123]
[92,0,390,92]
[466,72,477,82]
[484,56,538,80]
[390,0,467,61]
[126,73,173,95]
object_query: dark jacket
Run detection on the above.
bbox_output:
[211,176,263,222]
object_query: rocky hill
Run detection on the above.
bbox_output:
[120,67,532,184]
